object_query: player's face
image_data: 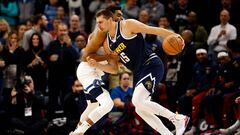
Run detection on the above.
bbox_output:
[114,10,123,21]
[96,15,110,32]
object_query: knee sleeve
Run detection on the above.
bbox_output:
[132,83,151,109]
[88,90,114,123]
[132,83,175,118]
[80,102,99,123]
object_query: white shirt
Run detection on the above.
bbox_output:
[207,23,237,52]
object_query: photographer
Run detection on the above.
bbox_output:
[9,75,48,135]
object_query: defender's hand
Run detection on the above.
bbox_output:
[87,56,98,68]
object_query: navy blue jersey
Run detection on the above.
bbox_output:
[107,21,153,73]
[107,21,165,92]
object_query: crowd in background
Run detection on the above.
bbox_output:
[0,0,240,135]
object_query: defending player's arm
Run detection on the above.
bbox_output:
[87,56,119,74]
[87,39,120,74]
[81,28,107,62]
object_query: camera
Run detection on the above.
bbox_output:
[23,77,32,85]
[15,75,33,91]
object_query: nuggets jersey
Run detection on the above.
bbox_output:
[106,21,153,73]
[106,21,165,92]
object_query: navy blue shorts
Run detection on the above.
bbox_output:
[134,57,164,93]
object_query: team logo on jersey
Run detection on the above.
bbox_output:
[144,81,153,90]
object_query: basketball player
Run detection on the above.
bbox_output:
[69,6,123,135]
[87,9,190,135]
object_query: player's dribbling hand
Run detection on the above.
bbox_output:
[176,34,185,48]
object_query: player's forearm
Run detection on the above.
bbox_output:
[95,63,118,74]
[87,54,109,62]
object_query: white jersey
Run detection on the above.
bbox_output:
[77,61,105,93]
[77,45,107,93]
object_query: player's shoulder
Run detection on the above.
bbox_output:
[124,19,139,24]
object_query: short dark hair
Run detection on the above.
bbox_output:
[119,71,131,80]
[32,14,43,25]
[106,5,121,13]
[96,9,114,19]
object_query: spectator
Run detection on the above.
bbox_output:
[74,35,87,62]
[174,30,197,98]
[170,30,196,111]
[56,5,69,26]
[17,24,27,47]
[0,19,11,46]
[8,75,48,135]
[207,9,237,63]
[200,51,239,132]
[49,17,62,40]
[1,32,25,108]
[89,0,115,31]
[140,0,165,26]
[68,0,86,30]
[0,0,18,26]
[18,0,35,23]
[22,14,53,51]
[24,33,48,95]
[109,71,133,122]
[121,0,140,19]
[25,18,33,31]
[179,11,208,49]
[44,0,58,29]
[217,39,240,134]
[63,78,87,133]
[158,15,174,31]
[177,48,216,124]
[219,96,240,135]
[168,0,191,32]
[46,23,78,119]
[138,9,152,38]
[68,15,88,42]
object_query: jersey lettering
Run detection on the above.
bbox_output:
[115,43,126,54]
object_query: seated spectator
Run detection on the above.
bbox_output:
[8,75,48,135]
[109,71,133,123]
[74,35,87,62]
[207,9,237,63]
[219,96,240,135]
[177,48,216,134]
[63,78,87,133]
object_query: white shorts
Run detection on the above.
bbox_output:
[76,62,105,93]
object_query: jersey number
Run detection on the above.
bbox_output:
[120,52,130,64]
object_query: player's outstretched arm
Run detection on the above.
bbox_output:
[125,19,177,39]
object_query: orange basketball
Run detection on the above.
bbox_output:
[162,34,185,55]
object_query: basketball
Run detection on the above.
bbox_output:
[162,34,185,55]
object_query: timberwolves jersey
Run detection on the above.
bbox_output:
[106,21,154,73]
